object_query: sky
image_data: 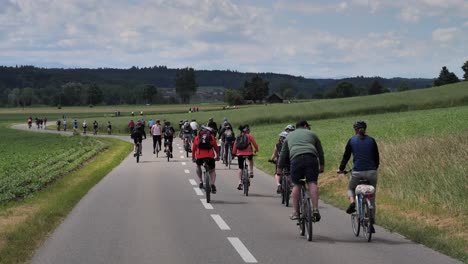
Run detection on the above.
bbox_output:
[0,0,467,78]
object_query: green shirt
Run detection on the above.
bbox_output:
[278,128,324,169]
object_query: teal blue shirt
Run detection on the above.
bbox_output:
[278,128,324,169]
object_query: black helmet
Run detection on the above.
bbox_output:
[353,120,367,130]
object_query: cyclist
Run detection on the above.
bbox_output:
[162,121,175,158]
[148,119,154,134]
[269,131,289,193]
[131,122,145,156]
[82,120,88,134]
[73,119,78,131]
[178,120,184,138]
[190,119,199,137]
[182,121,193,151]
[207,117,218,136]
[136,119,147,139]
[27,116,32,128]
[93,120,99,135]
[338,120,379,233]
[128,119,135,133]
[56,119,61,131]
[43,117,47,127]
[150,119,162,154]
[192,126,220,192]
[63,119,67,131]
[232,125,259,190]
[219,123,236,165]
[107,121,112,135]
[278,120,324,222]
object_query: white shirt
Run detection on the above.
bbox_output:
[190,121,198,130]
[151,124,162,136]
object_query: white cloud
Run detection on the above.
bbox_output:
[274,1,349,14]
[432,27,458,42]
[398,6,421,22]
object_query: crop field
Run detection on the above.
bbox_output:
[0,128,108,203]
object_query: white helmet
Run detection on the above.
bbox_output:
[279,131,288,138]
[285,124,295,131]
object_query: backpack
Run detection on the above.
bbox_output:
[198,130,213,150]
[224,128,235,142]
[164,126,174,137]
[236,134,250,150]
[183,124,191,133]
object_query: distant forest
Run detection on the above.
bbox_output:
[0,65,433,107]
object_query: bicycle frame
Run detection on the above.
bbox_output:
[298,178,313,241]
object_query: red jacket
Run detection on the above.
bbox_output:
[232,133,259,156]
[192,133,220,159]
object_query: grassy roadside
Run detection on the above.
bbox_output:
[0,137,131,264]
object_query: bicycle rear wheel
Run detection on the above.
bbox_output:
[204,171,211,203]
[282,176,290,207]
[227,148,232,169]
[243,166,249,196]
[362,199,373,242]
[136,144,140,163]
[299,190,305,236]
[305,198,313,241]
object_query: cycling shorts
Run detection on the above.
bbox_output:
[133,138,143,144]
[237,155,253,169]
[196,158,216,170]
[290,153,319,184]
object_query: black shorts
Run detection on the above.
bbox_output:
[237,155,253,169]
[290,154,319,184]
[133,138,143,144]
[196,158,216,170]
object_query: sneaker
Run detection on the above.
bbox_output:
[346,202,356,214]
[249,172,254,178]
[289,212,299,220]
[313,210,321,222]
[276,185,282,194]
[237,183,243,190]
[153,150,155,154]
[199,182,203,189]
[211,185,217,194]
[170,153,173,158]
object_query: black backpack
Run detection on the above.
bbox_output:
[198,130,213,150]
[164,126,174,137]
[236,134,249,150]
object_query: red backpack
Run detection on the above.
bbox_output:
[198,130,213,150]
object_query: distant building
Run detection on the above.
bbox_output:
[266,93,284,104]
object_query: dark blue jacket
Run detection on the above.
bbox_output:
[339,135,379,171]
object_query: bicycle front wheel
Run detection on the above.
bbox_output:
[351,211,360,236]
[227,147,232,169]
[243,167,249,196]
[362,199,373,242]
[299,191,305,236]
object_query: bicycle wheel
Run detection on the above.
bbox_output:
[299,189,305,236]
[283,176,290,207]
[227,147,232,169]
[281,176,286,205]
[243,166,249,196]
[305,198,313,241]
[167,151,170,162]
[136,144,140,163]
[362,199,373,242]
[351,211,360,236]
[204,171,211,203]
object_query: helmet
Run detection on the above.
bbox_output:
[201,125,212,132]
[353,120,367,130]
[285,124,295,131]
[242,124,250,132]
[223,117,227,122]
[279,131,288,138]
[165,121,170,125]
[209,117,213,122]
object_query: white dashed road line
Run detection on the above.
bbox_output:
[181,162,186,165]
[184,169,190,174]
[211,214,231,230]
[193,187,204,196]
[227,237,258,263]
[180,156,185,159]
[189,179,197,185]
[200,199,213,209]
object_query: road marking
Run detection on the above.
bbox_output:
[194,187,204,196]
[189,179,197,185]
[227,237,257,263]
[184,169,190,174]
[180,156,185,159]
[200,199,213,209]
[179,150,183,153]
[181,162,187,165]
[211,214,231,230]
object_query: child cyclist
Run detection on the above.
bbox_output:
[269,131,289,193]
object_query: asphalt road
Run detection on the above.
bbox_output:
[12,125,461,264]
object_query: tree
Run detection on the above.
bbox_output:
[462,61,468,81]
[434,66,460,86]
[175,67,198,103]
[368,80,385,95]
[243,75,269,103]
[87,84,103,105]
[20,87,34,106]
[326,81,357,98]
[279,82,295,99]
[142,84,158,104]
[397,81,409,92]
[224,89,244,105]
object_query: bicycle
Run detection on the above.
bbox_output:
[339,171,375,242]
[107,126,112,135]
[239,155,250,196]
[268,159,292,207]
[155,139,161,157]
[224,143,233,169]
[93,127,98,135]
[184,137,192,158]
[202,161,212,203]
[164,139,172,162]
[135,142,141,163]
[297,176,313,241]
